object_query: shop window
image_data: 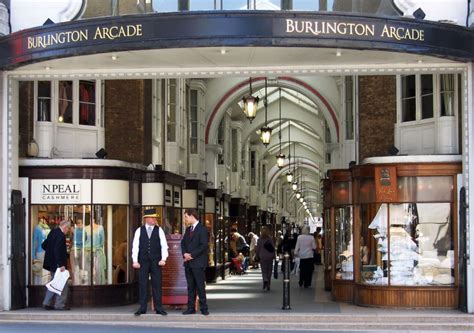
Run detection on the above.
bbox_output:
[335,207,353,280]
[250,151,256,186]
[57,81,73,124]
[345,76,354,140]
[401,75,416,122]
[167,79,177,142]
[231,128,238,172]
[421,75,434,119]
[190,89,198,154]
[205,213,215,267]
[361,202,454,286]
[79,80,96,126]
[440,74,455,117]
[217,119,225,165]
[30,204,129,287]
[37,81,51,122]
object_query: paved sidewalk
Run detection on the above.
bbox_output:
[1,265,472,331]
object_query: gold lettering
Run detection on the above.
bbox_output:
[136,24,143,36]
[286,19,295,33]
[94,26,104,39]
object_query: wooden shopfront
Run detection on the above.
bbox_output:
[352,156,461,308]
[326,169,355,303]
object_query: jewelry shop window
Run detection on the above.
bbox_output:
[360,176,454,287]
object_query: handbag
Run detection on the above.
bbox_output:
[273,259,279,279]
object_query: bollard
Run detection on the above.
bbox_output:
[282,252,291,310]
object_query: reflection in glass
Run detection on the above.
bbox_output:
[361,203,454,286]
[205,213,215,266]
[79,80,96,126]
[58,81,73,124]
[335,207,353,280]
[37,81,51,122]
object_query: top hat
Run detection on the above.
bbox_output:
[143,208,158,218]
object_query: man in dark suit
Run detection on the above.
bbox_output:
[42,219,71,310]
[181,208,209,316]
[132,208,169,316]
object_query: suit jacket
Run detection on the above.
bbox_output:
[41,227,67,272]
[181,222,209,268]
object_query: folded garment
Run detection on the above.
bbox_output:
[417,257,440,267]
[433,274,454,285]
[421,250,438,259]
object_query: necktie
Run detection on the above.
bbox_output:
[190,225,194,237]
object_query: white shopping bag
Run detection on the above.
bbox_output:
[46,268,70,295]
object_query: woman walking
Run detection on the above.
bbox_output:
[255,226,275,291]
[295,226,316,288]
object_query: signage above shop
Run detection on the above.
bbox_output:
[1,11,473,70]
[31,179,91,204]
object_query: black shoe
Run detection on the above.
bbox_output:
[201,310,209,316]
[134,310,146,316]
[55,307,71,311]
[43,305,54,311]
[156,309,168,316]
[182,308,196,315]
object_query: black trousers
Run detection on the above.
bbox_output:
[138,259,163,312]
[299,258,314,287]
[185,266,208,311]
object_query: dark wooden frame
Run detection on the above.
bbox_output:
[352,161,461,309]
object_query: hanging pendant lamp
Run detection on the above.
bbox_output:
[242,77,259,123]
[259,78,272,146]
[286,121,293,184]
[276,88,285,169]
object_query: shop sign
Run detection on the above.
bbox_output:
[31,179,91,204]
[375,166,398,202]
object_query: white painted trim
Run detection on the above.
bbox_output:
[363,155,462,164]
[466,62,474,313]
[7,63,467,79]
[18,158,147,170]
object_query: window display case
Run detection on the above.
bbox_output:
[205,188,223,282]
[321,179,332,291]
[21,162,142,307]
[325,169,354,302]
[353,157,461,308]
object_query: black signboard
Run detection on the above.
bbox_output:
[0,11,473,70]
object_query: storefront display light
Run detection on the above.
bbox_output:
[242,77,259,123]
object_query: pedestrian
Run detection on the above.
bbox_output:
[42,219,71,311]
[294,226,316,288]
[255,226,275,291]
[132,208,169,316]
[181,208,209,316]
[248,232,259,268]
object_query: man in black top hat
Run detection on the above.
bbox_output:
[132,208,169,316]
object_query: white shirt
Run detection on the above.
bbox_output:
[294,234,316,259]
[132,225,169,264]
[190,221,199,231]
[249,235,259,251]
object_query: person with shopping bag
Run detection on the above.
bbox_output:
[41,219,71,311]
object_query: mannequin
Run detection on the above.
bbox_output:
[70,219,85,285]
[32,217,50,285]
[84,219,106,285]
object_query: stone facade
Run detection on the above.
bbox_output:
[358,75,397,162]
[18,82,34,158]
[104,79,152,164]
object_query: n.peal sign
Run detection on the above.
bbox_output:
[31,179,91,204]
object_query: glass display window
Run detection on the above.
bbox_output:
[335,207,353,280]
[205,213,216,267]
[30,204,130,287]
[360,202,454,286]
[324,209,331,272]
[30,204,91,286]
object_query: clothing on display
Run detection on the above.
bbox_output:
[32,219,51,285]
[364,203,454,286]
[83,223,106,285]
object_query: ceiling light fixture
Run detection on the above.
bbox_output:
[242,77,259,123]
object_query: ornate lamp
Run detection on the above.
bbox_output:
[259,78,272,146]
[275,88,285,169]
[286,121,293,184]
[242,77,259,123]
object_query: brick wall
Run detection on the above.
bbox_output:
[358,76,397,162]
[18,81,34,158]
[104,80,152,164]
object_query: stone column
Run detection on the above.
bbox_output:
[467,62,474,313]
